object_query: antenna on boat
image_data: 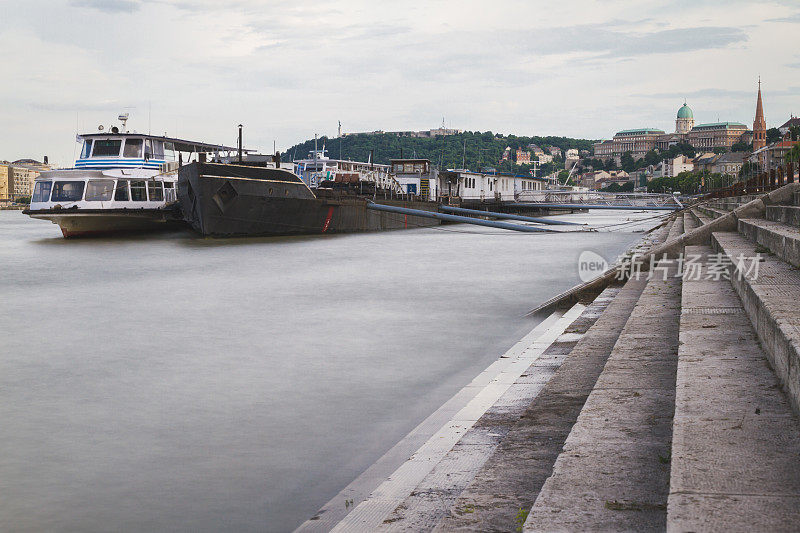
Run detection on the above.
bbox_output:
[118,113,129,132]
[238,124,243,163]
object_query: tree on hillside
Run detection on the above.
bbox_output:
[603,182,634,192]
[731,140,752,153]
[643,150,661,167]
[668,142,696,159]
[647,170,702,195]
[785,142,800,164]
[620,151,636,172]
[767,128,782,144]
[281,131,596,172]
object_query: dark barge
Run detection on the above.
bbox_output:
[176,162,442,237]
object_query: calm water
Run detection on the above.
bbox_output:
[0,209,659,532]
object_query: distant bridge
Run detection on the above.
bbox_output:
[514,191,682,210]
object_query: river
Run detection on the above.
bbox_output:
[0,209,660,532]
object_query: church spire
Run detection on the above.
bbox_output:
[753,78,767,151]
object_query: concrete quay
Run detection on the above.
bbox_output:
[300,182,800,532]
[669,244,800,531]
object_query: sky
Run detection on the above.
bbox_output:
[1,0,799,167]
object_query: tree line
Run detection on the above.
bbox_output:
[280,131,594,173]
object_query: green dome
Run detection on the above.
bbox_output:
[677,103,693,119]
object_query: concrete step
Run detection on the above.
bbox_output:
[766,204,800,227]
[667,212,684,241]
[711,231,800,413]
[794,191,800,206]
[688,208,711,227]
[683,211,699,233]
[668,244,800,531]
[697,205,727,220]
[524,259,682,531]
[431,277,649,532]
[737,217,800,268]
[708,201,741,212]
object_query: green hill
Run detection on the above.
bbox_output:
[281,131,595,175]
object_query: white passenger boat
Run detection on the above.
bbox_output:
[25,116,240,237]
[294,148,403,194]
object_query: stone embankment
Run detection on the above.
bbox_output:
[298,184,800,532]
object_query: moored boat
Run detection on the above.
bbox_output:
[176,161,442,237]
[24,115,241,237]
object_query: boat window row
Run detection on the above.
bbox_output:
[392,163,427,173]
[33,180,173,203]
[79,138,181,160]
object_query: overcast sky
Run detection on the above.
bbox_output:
[2,0,799,166]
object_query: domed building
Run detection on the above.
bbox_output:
[597,97,751,165]
[676,102,694,134]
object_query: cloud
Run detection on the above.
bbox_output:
[2,0,798,165]
[632,86,800,99]
[515,24,747,60]
[632,88,753,99]
[70,0,140,13]
[766,13,800,23]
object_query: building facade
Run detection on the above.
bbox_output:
[515,149,531,165]
[610,98,756,160]
[343,126,463,138]
[390,159,438,200]
[564,148,580,169]
[710,152,746,177]
[592,140,613,160]
[686,122,748,151]
[10,166,39,199]
[612,128,666,160]
[0,161,50,201]
[0,164,9,202]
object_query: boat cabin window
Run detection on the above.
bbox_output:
[152,140,164,159]
[123,138,143,158]
[144,139,163,160]
[92,139,122,157]
[86,179,114,201]
[32,181,52,202]
[51,181,85,202]
[147,181,163,201]
[80,140,93,159]
[130,180,147,201]
[114,180,130,201]
[163,142,175,162]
